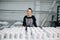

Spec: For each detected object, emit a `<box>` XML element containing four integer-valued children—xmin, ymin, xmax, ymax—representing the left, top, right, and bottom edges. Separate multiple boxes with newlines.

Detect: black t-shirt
<box><xmin>23</xmin><ymin>15</ymin><xmax>37</xmax><ymax>27</ymax></box>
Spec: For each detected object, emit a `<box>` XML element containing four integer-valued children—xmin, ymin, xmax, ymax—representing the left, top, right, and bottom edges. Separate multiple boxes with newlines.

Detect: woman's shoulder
<box><xmin>32</xmin><ymin>15</ymin><xmax>35</xmax><ymax>18</ymax></box>
<box><xmin>24</xmin><ymin>15</ymin><xmax>27</xmax><ymax>18</ymax></box>
<box><xmin>32</xmin><ymin>15</ymin><xmax>36</xmax><ymax>20</ymax></box>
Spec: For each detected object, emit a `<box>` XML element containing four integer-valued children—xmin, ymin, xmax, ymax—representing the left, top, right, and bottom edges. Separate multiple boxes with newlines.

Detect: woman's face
<box><xmin>27</xmin><ymin>9</ymin><xmax>32</xmax><ymax>16</ymax></box>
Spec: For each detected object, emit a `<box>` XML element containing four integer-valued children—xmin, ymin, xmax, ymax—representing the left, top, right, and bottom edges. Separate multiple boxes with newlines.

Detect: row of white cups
<box><xmin>0</xmin><ymin>27</ymin><xmax>60</xmax><ymax>40</ymax></box>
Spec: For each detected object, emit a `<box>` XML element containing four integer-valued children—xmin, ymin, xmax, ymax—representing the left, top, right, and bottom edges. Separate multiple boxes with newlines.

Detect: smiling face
<box><xmin>27</xmin><ymin>8</ymin><xmax>32</xmax><ymax>16</ymax></box>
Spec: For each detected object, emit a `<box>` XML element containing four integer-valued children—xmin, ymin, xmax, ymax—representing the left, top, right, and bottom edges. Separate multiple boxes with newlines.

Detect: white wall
<box><xmin>40</xmin><ymin>3</ymin><xmax>51</xmax><ymax>11</ymax></box>
<box><xmin>0</xmin><ymin>1</ymin><xmax>54</xmax><ymax>26</ymax></box>
<box><xmin>0</xmin><ymin>2</ymin><xmax>34</xmax><ymax>10</ymax></box>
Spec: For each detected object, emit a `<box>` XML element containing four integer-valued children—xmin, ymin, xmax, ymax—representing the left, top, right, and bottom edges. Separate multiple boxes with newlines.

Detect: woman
<box><xmin>23</xmin><ymin>8</ymin><xmax>37</xmax><ymax>27</ymax></box>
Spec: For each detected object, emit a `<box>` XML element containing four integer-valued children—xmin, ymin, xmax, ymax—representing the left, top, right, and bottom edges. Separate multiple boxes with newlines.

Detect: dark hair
<box><xmin>28</xmin><ymin>8</ymin><xmax>33</xmax><ymax>12</ymax></box>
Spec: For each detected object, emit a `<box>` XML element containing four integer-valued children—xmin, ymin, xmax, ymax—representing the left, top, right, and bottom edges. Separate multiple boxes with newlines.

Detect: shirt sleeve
<box><xmin>23</xmin><ymin>16</ymin><xmax>26</xmax><ymax>26</ymax></box>
<box><xmin>33</xmin><ymin>16</ymin><xmax>37</xmax><ymax>27</ymax></box>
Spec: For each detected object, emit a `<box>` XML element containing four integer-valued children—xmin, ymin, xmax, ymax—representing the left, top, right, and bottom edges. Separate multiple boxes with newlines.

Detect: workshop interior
<box><xmin>0</xmin><ymin>0</ymin><xmax>60</xmax><ymax>40</ymax></box>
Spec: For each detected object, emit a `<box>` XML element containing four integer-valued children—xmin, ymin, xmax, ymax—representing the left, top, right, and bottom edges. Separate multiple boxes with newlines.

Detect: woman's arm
<box><xmin>23</xmin><ymin>16</ymin><xmax>26</xmax><ymax>26</ymax></box>
<box><xmin>33</xmin><ymin>16</ymin><xmax>37</xmax><ymax>27</ymax></box>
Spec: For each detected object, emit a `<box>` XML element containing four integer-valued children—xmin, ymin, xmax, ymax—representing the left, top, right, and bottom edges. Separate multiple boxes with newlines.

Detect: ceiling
<box><xmin>40</xmin><ymin>0</ymin><xmax>54</xmax><ymax>3</ymax></box>
<box><xmin>0</xmin><ymin>0</ymin><xmax>60</xmax><ymax>11</ymax></box>
<box><xmin>0</xmin><ymin>0</ymin><xmax>60</xmax><ymax>3</ymax></box>
<box><xmin>0</xmin><ymin>0</ymin><xmax>34</xmax><ymax>2</ymax></box>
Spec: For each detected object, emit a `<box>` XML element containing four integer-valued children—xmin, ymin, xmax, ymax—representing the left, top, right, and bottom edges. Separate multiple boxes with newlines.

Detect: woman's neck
<box><xmin>27</xmin><ymin>15</ymin><xmax>32</xmax><ymax>17</ymax></box>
